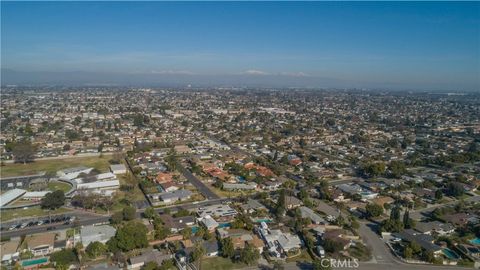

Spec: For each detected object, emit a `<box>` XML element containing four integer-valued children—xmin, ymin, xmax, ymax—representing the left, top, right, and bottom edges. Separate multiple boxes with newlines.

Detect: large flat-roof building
<box><xmin>0</xmin><ymin>189</ymin><xmax>27</xmax><ymax>208</ymax></box>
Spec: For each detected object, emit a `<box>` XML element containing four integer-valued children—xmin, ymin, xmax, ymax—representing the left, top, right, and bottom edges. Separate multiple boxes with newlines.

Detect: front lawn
<box><xmin>200</xmin><ymin>257</ymin><xmax>247</xmax><ymax>270</ymax></box>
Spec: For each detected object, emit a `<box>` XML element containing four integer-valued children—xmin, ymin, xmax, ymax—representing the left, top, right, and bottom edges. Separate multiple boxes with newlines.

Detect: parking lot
<box><xmin>1</xmin><ymin>214</ymin><xmax>75</xmax><ymax>231</ymax></box>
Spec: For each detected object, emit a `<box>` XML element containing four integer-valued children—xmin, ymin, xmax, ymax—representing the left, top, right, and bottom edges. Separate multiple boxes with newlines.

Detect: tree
<box><xmin>403</xmin><ymin>246</ymin><xmax>413</xmax><ymax>259</ymax></box>
<box><xmin>239</xmin><ymin>243</ymin><xmax>260</xmax><ymax>266</ymax></box>
<box><xmin>388</xmin><ymin>161</ymin><xmax>407</xmax><ymax>178</ymax></box>
<box><xmin>435</xmin><ymin>189</ymin><xmax>443</xmax><ymax>200</ymax></box>
<box><xmin>12</xmin><ymin>140</ymin><xmax>37</xmax><ymax>164</ymax></box>
<box><xmin>50</xmin><ymin>249</ymin><xmax>78</xmax><ymax>269</ymax></box>
<box><xmin>365</xmin><ymin>203</ymin><xmax>383</xmax><ymax>218</ymax></box>
<box><xmin>275</xmin><ymin>189</ymin><xmax>286</xmax><ymax>217</ymax></box>
<box><xmin>123</xmin><ymin>205</ymin><xmax>136</xmax><ymax>221</ymax></box>
<box><xmin>85</xmin><ymin>241</ymin><xmax>107</xmax><ymax>258</ymax></box>
<box><xmin>144</xmin><ymin>207</ymin><xmax>158</xmax><ymax>220</ymax></box>
<box><xmin>323</xmin><ymin>238</ymin><xmax>344</xmax><ymax>253</ymax></box>
<box><xmin>142</xmin><ymin>262</ymin><xmax>159</xmax><ymax>270</ymax></box>
<box><xmin>111</xmin><ymin>211</ymin><xmax>123</xmax><ymax>224</ymax></box>
<box><xmin>409</xmin><ymin>241</ymin><xmax>421</xmax><ymax>254</ymax></box>
<box><xmin>361</xmin><ymin>162</ymin><xmax>386</xmax><ymax>177</ymax></box>
<box><xmin>190</xmin><ymin>243</ymin><xmax>205</xmax><ymax>262</ymax></box>
<box><xmin>181</xmin><ymin>228</ymin><xmax>192</xmax><ymax>240</ymax></box>
<box><xmin>108</xmin><ymin>221</ymin><xmax>148</xmax><ymax>252</ymax></box>
<box><xmin>153</xmin><ymin>219</ymin><xmax>171</xmax><ymax>240</ymax></box>
<box><xmin>403</xmin><ymin>210</ymin><xmax>414</xmax><ymax>229</ymax></box>
<box><xmin>447</xmin><ymin>182</ymin><xmax>464</xmax><ymax>197</ymax></box>
<box><xmin>220</xmin><ymin>237</ymin><xmax>234</xmax><ymax>259</ymax></box>
<box><xmin>41</xmin><ymin>190</ymin><xmax>65</xmax><ymax>209</ymax></box>
<box><xmin>390</xmin><ymin>205</ymin><xmax>401</xmax><ymax>221</ymax></box>
<box><xmin>273</xmin><ymin>261</ymin><xmax>285</xmax><ymax>270</ymax></box>
<box><xmin>313</xmin><ymin>259</ymin><xmax>331</xmax><ymax>270</ymax></box>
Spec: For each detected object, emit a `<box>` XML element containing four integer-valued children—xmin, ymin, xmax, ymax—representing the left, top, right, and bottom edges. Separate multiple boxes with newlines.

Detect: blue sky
<box><xmin>1</xmin><ymin>1</ymin><xmax>479</xmax><ymax>90</ymax></box>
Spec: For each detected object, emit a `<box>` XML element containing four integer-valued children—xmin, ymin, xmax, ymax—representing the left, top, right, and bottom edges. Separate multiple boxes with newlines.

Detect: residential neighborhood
<box><xmin>0</xmin><ymin>88</ymin><xmax>479</xmax><ymax>270</ymax></box>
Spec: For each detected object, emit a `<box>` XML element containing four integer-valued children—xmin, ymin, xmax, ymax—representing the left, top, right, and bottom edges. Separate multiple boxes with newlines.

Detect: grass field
<box><xmin>47</xmin><ymin>181</ymin><xmax>72</xmax><ymax>193</ymax></box>
<box><xmin>201</xmin><ymin>257</ymin><xmax>247</xmax><ymax>270</ymax></box>
<box><xmin>0</xmin><ymin>206</ymin><xmax>70</xmax><ymax>222</ymax></box>
<box><xmin>0</xmin><ymin>154</ymin><xmax>113</xmax><ymax>178</ymax></box>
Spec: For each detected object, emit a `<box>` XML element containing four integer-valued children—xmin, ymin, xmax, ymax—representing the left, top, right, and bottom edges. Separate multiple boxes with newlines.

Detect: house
<box><xmin>110</xmin><ymin>164</ymin><xmax>127</xmax><ymax>175</ymax></box>
<box><xmin>159</xmin><ymin>214</ymin><xmax>196</xmax><ymax>233</ymax></box>
<box><xmin>80</xmin><ymin>225</ymin><xmax>116</xmax><ymax>246</ymax></box>
<box><xmin>298</xmin><ymin>206</ymin><xmax>325</xmax><ymax>225</ymax></box>
<box><xmin>156</xmin><ymin>172</ymin><xmax>173</xmax><ymax>184</ymax></box>
<box><xmin>371</xmin><ymin>196</ymin><xmax>395</xmax><ymax>208</ymax></box>
<box><xmin>24</xmin><ymin>233</ymin><xmax>56</xmax><ymax>256</ymax></box>
<box><xmin>1</xmin><ymin>239</ymin><xmax>20</xmax><ymax>264</ymax></box>
<box><xmin>197</xmin><ymin>204</ymin><xmax>237</xmax><ymax>218</ymax></box>
<box><xmin>240</xmin><ymin>199</ymin><xmax>267</xmax><ymax>214</ymax></box>
<box><xmin>128</xmin><ymin>250</ymin><xmax>173</xmax><ymax>270</ymax></box>
<box><xmin>161</xmin><ymin>181</ymin><xmax>179</xmax><ymax>192</ymax></box>
<box><xmin>174</xmin><ymin>145</ymin><xmax>191</xmax><ymax>154</ymax></box>
<box><xmin>222</xmin><ymin>182</ymin><xmax>257</xmax><ymax>191</ymax></box>
<box><xmin>277</xmin><ymin>233</ymin><xmax>302</xmax><ymax>254</ymax></box>
<box><xmin>263</xmin><ymin>181</ymin><xmax>282</xmax><ymax>191</ymax></box>
<box><xmin>203</xmin><ymin>240</ymin><xmax>220</xmax><ymax>256</ymax></box>
<box><xmin>159</xmin><ymin>189</ymin><xmax>192</xmax><ymax>204</ymax></box>
<box><xmin>322</xmin><ymin>229</ymin><xmax>352</xmax><ymax>250</ymax></box>
<box><xmin>415</xmin><ymin>221</ymin><xmax>455</xmax><ymax>235</ymax></box>
<box><xmin>315</xmin><ymin>200</ymin><xmax>340</xmax><ymax>221</ymax></box>
<box><xmin>199</xmin><ymin>215</ymin><xmax>219</xmax><ymax>231</ymax></box>
<box><xmin>392</xmin><ymin>229</ymin><xmax>443</xmax><ymax>255</ymax></box>
<box><xmin>258</xmin><ymin>223</ymin><xmax>301</xmax><ymax>257</ymax></box>
<box><xmin>217</xmin><ymin>228</ymin><xmax>265</xmax><ymax>253</ymax></box>
<box><xmin>442</xmin><ymin>213</ymin><xmax>471</xmax><ymax>226</ymax></box>
<box><xmin>285</xmin><ymin>196</ymin><xmax>303</xmax><ymax>209</ymax></box>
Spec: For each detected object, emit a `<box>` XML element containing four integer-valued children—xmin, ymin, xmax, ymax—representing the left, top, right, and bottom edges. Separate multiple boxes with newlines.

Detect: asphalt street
<box><xmin>176</xmin><ymin>162</ymin><xmax>220</xmax><ymax>200</ymax></box>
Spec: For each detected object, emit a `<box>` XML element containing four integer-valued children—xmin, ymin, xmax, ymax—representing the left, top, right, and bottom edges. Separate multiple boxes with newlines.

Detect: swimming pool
<box><xmin>469</xmin><ymin>238</ymin><xmax>480</xmax><ymax>245</ymax></box>
<box><xmin>21</xmin><ymin>257</ymin><xmax>48</xmax><ymax>267</ymax></box>
<box><xmin>255</xmin><ymin>219</ymin><xmax>273</xmax><ymax>223</ymax></box>
<box><xmin>443</xmin><ymin>248</ymin><xmax>460</xmax><ymax>260</ymax></box>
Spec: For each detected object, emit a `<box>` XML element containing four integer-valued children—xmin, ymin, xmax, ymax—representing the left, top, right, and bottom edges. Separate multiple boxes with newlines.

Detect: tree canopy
<box><xmin>41</xmin><ymin>190</ymin><xmax>65</xmax><ymax>210</ymax></box>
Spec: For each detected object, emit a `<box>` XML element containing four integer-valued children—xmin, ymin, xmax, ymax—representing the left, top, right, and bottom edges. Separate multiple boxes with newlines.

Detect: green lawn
<box><xmin>48</xmin><ymin>181</ymin><xmax>72</xmax><ymax>193</ymax></box>
<box><xmin>0</xmin><ymin>206</ymin><xmax>71</xmax><ymax>222</ymax></box>
<box><xmin>200</xmin><ymin>257</ymin><xmax>247</xmax><ymax>270</ymax></box>
<box><xmin>0</xmin><ymin>154</ymin><xmax>113</xmax><ymax>177</ymax></box>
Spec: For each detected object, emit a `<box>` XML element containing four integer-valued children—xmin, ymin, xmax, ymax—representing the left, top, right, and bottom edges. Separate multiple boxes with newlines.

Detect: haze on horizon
<box><xmin>1</xmin><ymin>1</ymin><xmax>479</xmax><ymax>91</ymax></box>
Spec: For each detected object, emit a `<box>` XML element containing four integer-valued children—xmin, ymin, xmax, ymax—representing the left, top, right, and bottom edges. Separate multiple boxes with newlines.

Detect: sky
<box><xmin>1</xmin><ymin>1</ymin><xmax>479</xmax><ymax>91</ymax></box>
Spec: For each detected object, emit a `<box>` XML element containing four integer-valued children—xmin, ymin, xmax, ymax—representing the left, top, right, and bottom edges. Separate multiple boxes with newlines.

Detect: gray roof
<box><xmin>242</xmin><ymin>199</ymin><xmax>267</xmax><ymax>210</ymax></box>
<box><xmin>129</xmin><ymin>250</ymin><xmax>172</xmax><ymax>265</ymax></box>
<box><xmin>81</xmin><ymin>225</ymin><xmax>116</xmax><ymax>246</ymax></box>
<box><xmin>299</xmin><ymin>206</ymin><xmax>325</xmax><ymax>224</ymax></box>
<box><xmin>0</xmin><ymin>189</ymin><xmax>26</xmax><ymax>207</ymax></box>
<box><xmin>110</xmin><ymin>164</ymin><xmax>126</xmax><ymax>171</ymax></box>
<box><xmin>159</xmin><ymin>189</ymin><xmax>192</xmax><ymax>201</ymax></box>
<box><xmin>415</xmin><ymin>221</ymin><xmax>455</xmax><ymax>233</ymax></box>
<box><xmin>392</xmin><ymin>229</ymin><xmax>442</xmax><ymax>252</ymax></box>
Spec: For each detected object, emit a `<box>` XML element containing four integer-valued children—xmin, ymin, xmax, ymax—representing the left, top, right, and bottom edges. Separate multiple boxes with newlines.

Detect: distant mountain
<box><xmin>1</xmin><ymin>68</ymin><xmax>347</xmax><ymax>88</ymax></box>
<box><xmin>1</xmin><ymin>69</ymin><xmax>476</xmax><ymax>92</ymax></box>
